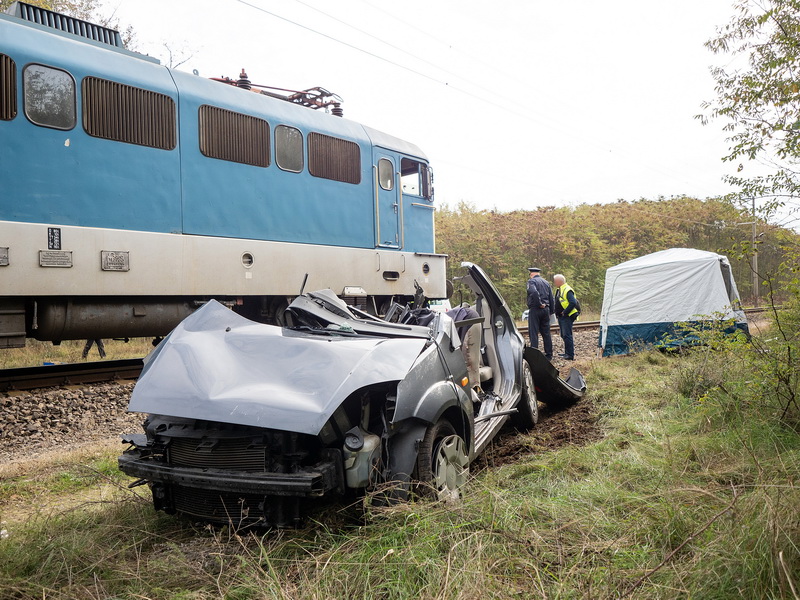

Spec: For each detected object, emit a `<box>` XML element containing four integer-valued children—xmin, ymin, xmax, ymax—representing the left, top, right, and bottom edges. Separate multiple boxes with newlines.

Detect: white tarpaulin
<box><xmin>599</xmin><ymin>248</ymin><xmax>748</xmax><ymax>355</ymax></box>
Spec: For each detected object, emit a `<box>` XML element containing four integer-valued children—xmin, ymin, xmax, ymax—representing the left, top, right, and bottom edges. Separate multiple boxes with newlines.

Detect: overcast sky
<box><xmin>111</xmin><ymin>0</ymin><xmax>741</xmax><ymax>212</ymax></box>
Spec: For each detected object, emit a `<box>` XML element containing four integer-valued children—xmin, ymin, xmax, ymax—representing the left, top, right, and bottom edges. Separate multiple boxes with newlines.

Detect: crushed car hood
<box><xmin>128</xmin><ymin>300</ymin><xmax>428</xmax><ymax>435</ymax></box>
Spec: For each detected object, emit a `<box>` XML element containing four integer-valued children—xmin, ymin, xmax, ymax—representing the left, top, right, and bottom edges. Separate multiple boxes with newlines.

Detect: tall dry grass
<box><xmin>0</xmin><ymin>338</ymin><xmax>155</xmax><ymax>369</ymax></box>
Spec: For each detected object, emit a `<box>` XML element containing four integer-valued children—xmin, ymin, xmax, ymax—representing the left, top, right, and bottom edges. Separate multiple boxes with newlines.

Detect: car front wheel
<box><xmin>416</xmin><ymin>420</ymin><xmax>469</xmax><ymax>502</ymax></box>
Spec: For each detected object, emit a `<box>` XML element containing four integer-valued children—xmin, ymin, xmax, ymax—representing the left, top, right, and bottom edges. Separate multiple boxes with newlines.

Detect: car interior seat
<box><xmin>461</xmin><ymin>308</ymin><xmax>494</xmax><ymax>394</ymax></box>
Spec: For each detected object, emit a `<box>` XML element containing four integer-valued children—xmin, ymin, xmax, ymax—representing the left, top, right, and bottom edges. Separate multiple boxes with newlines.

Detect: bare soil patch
<box><xmin>477</xmin><ymin>329</ymin><xmax>601</xmax><ymax>469</ymax></box>
<box><xmin>476</xmin><ymin>391</ymin><xmax>600</xmax><ymax>471</ymax></box>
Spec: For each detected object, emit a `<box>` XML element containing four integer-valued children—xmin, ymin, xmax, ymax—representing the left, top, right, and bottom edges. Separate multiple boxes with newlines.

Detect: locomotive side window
<box><xmin>83</xmin><ymin>77</ymin><xmax>176</xmax><ymax>150</ymax></box>
<box><xmin>275</xmin><ymin>125</ymin><xmax>303</xmax><ymax>172</ymax></box>
<box><xmin>308</xmin><ymin>132</ymin><xmax>361</xmax><ymax>184</ymax></box>
<box><xmin>0</xmin><ymin>54</ymin><xmax>17</xmax><ymax>121</ymax></box>
<box><xmin>401</xmin><ymin>158</ymin><xmax>433</xmax><ymax>199</ymax></box>
<box><xmin>23</xmin><ymin>64</ymin><xmax>75</xmax><ymax>130</ymax></box>
<box><xmin>378</xmin><ymin>158</ymin><xmax>394</xmax><ymax>191</ymax></box>
<box><xmin>199</xmin><ymin>105</ymin><xmax>269</xmax><ymax>167</ymax></box>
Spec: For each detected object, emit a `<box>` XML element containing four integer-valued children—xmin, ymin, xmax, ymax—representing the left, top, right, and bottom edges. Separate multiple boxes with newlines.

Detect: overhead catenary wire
<box><xmin>231</xmin><ymin>0</ymin><xmax>448</xmax><ymax>87</ymax></box>
<box><xmin>345</xmin><ymin>1</ymin><xmax>734</xmax><ymax>197</ymax></box>
<box><xmin>230</xmin><ymin>0</ymin><xmax>728</xmax><ymax>199</ymax></box>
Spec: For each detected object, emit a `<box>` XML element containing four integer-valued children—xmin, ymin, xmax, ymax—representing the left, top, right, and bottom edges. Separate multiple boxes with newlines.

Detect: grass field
<box><xmin>1</xmin><ymin>329</ymin><xmax>798</xmax><ymax>599</ymax></box>
<box><xmin>0</xmin><ymin>338</ymin><xmax>155</xmax><ymax>369</ymax></box>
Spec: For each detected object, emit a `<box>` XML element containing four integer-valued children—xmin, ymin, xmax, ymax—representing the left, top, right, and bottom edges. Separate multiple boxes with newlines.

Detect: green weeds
<box><xmin>0</xmin><ymin>450</ymin><xmax>128</xmax><ymax>505</ymax></box>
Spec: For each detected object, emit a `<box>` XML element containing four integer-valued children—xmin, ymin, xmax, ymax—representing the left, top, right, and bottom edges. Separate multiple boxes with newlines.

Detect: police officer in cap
<box><xmin>526</xmin><ymin>267</ymin><xmax>554</xmax><ymax>359</ymax></box>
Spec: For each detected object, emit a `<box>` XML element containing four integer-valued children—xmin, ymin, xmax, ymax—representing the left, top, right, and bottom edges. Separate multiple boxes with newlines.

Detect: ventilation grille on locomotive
<box><xmin>0</xmin><ymin>54</ymin><xmax>16</xmax><ymax>121</ymax></box>
<box><xmin>308</xmin><ymin>132</ymin><xmax>361</xmax><ymax>184</ymax></box>
<box><xmin>199</xmin><ymin>104</ymin><xmax>270</xmax><ymax>167</ymax></box>
<box><xmin>7</xmin><ymin>2</ymin><xmax>124</xmax><ymax>48</ymax></box>
<box><xmin>82</xmin><ymin>77</ymin><xmax>176</xmax><ymax>150</ymax></box>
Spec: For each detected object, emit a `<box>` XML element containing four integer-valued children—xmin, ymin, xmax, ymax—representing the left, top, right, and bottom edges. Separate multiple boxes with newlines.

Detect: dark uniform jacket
<box><xmin>526</xmin><ymin>276</ymin><xmax>554</xmax><ymax>314</ymax></box>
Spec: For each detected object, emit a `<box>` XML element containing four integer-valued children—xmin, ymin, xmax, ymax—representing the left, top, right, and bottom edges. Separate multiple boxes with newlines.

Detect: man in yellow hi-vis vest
<box><xmin>553</xmin><ymin>274</ymin><xmax>579</xmax><ymax>360</ymax></box>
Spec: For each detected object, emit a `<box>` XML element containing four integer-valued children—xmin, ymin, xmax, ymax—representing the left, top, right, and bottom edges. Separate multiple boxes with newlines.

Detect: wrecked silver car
<box><xmin>119</xmin><ymin>263</ymin><xmax>585</xmax><ymax>527</ymax></box>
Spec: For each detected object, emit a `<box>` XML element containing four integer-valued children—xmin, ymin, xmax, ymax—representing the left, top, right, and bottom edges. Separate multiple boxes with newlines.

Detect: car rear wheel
<box><xmin>512</xmin><ymin>360</ymin><xmax>538</xmax><ymax>429</ymax></box>
<box><xmin>416</xmin><ymin>420</ymin><xmax>469</xmax><ymax>502</ymax></box>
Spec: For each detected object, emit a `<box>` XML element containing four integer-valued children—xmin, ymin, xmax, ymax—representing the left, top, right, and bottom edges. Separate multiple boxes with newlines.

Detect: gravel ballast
<box><xmin>0</xmin><ymin>381</ymin><xmax>142</xmax><ymax>464</ymax></box>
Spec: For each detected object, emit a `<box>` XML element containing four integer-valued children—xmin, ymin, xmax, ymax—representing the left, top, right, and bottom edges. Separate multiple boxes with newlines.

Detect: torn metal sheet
<box><xmin>130</xmin><ymin>300</ymin><xmax>428</xmax><ymax>435</ymax></box>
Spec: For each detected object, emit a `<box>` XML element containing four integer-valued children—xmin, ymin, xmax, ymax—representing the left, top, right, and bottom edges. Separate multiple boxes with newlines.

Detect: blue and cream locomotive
<box><xmin>0</xmin><ymin>2</ymin><xmax>446</xmax><ymax>348</ymax></box>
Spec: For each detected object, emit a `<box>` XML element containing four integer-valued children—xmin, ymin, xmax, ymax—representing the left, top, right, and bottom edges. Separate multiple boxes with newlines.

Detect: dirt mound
<box><xmin>475</xmin><ymin>398</ymin><xmax>600</xmax><ymax>471</ymax></box>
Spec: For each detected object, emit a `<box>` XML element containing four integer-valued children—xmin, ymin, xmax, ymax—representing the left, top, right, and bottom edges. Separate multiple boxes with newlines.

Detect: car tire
<box><xmin>415</xmin><ymin>420</ymin><xmax>469</xmax><ymax>502</ymax></box>
<box><xmin>512</xmin><ymin>360</ymin><xmax>539</xmax><ymax>429</ymax></box>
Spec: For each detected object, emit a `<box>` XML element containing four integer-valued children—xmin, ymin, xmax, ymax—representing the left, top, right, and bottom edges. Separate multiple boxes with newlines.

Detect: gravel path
<box><xmin>522</xmin><ymin>324</ymin><xmax>600</xmax><ymax>361</ymax></box>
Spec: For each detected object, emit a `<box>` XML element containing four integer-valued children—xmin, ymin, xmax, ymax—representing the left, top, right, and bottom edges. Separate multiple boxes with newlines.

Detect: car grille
<box><xmin>168</xmin><ymin>437</ymin><xmax>266</xmax><ymax>471</ymax></box>
<box><xmin>171</xmin><ymin>486</ymin><xmax>264</xmax><ymax>524</ymax></box>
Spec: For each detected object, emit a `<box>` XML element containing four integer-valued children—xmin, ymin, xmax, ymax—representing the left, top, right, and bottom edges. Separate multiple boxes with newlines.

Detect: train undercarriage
<box><xmin>0</xmin><ymin>293</ymin><xmax>395</xmax><ymax>349</ymax></box>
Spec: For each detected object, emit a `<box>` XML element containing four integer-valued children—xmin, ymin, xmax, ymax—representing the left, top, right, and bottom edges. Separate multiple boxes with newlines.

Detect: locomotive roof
<box><xmin>5</xmin><ymin>1</ymin><xmax>123</xmax><ymax>48</ymax></box>
<box><xmin>2</xmin><ymin>5</ymin><xmax>429</xmax><ymax>163</ymax></box>
<box><xmin>0</xmin><ymin>4</ymin><xmax>159</xmax><ymax>63</ymax></box>
<box><xmin>362</xmin><ymin>125</ymin><xmax>428</xmax><ymax>162</ymax></box>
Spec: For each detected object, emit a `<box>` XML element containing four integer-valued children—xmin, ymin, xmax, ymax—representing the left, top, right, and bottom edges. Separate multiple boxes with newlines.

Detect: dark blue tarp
<box><xmin>600</xmin><ymin>320</ymin><xmax>750</xmax><ymax>356</ymax></box>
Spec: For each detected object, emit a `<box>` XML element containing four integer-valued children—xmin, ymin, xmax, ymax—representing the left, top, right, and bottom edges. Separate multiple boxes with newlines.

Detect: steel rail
<box><xmin>515</xmin><ymin>320</ymin><xmax>600</xmax><ymax>332</ymax></box>
<box><xmin>0</xmin><ymin>358</ymin><xmax>143</xmax><ymax>392</ymax></box>
<box><xmin>521</xmin><ymin>306</ymin><xmax>769</xmax><ymax>335</ymax></box>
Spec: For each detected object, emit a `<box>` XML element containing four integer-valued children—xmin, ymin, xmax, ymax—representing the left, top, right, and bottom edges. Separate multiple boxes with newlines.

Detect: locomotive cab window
<box><xmin>0</xmin><ymin>54</ymin><xmax>17</xmax><ymax>121</ymax></box>
<box><xmin>275</xmin><ymin>125</ymin><xmax>303</xmax><ymax>172</ymax></box>
<box><xmin>199</xmin><ymin>105</ymin><xmax>269</xmax><ymax>167</ymax></box>
<box><xmin>378</xmin><ymin>158</ymin><xmax>394</xmax><ymax>191</ymax></box>
<box><xmin>401</xmin><ymin>158</ymin><xmax>432</xmax><ymax>199</ymax></box>
<box><xmin>24</xmin><ymin>64</ymin><xmax>75</xmax><ymax>130</ymax></box>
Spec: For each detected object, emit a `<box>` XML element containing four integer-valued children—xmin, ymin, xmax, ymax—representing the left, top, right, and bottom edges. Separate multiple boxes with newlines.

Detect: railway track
<box><xmin>0</xmin><ymin>307</ymin><xmax>771</xmax><ymax>392</ymax></box>
<box><xmin>515</xmin><ymin>319</ymin><xmax>600</xmax><ymax>332</ymax></box>
<box><xmin>0</xmin><ymin>358</ymin><xmax>143</xmax><ymax>392</ymax></box>
<box><xmin>527</xmin><ymin>306</ymin><xmax>768</xmax><ymax>332</ymax></box>
<box><xmin>519</xmin><ymin>306</ymin><xmax>770</xmax><ymax>340</ymax></box>
<box><xmin>569</xmin><ymin>320</ymin><xmax>600</xmax><ymax>331</ymax></box>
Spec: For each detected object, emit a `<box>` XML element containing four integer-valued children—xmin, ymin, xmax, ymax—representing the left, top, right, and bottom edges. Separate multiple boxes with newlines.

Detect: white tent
<box><xmin>599</xmin><ymin>248</ymin><xmax>748</xmax><ymax>356</ymax></box>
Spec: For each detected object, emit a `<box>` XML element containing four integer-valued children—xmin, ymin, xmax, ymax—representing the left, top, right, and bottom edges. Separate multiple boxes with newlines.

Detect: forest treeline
<box><xmin>435</xmin><ymin>196</ymin><xmax>796</xmax><ymax>316</ymax></box>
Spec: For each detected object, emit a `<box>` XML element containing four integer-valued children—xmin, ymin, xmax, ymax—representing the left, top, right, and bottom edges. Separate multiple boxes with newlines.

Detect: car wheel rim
<box><xmin>432</xmin><ymin>434</ymin><xmax>469</xmax><ymax>502</ymax></box>
<box><xmin>524</xmin><ymin>364</ymin><xmax>538</xmax><ymax>420</ymax></box>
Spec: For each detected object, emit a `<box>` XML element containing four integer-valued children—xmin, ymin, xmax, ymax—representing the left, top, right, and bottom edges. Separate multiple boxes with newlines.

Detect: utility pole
<box><xmin>752</xmin><ymin>196</ymin><xmax>759</xmax><ymax>307</ymax></box>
